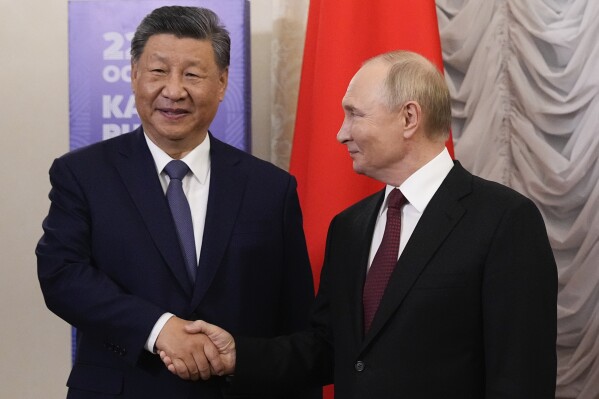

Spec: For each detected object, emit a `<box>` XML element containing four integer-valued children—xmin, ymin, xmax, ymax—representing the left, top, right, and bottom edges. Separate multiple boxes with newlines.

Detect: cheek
<box><xmin>361</xmin><ymin>138</ymin><xmax>391</xmax><ymax>167</ymax></box>
<box><xmin>376</xmin><ymin>141</ymin><xmax>403</xmax><ymax>167</ymax></box>
<box><xmin>353</xmin><ymin>129</ymin><xmax>376</xmax><ymax>153</ymax></box>
<box><xmin>196</xmin><ymin>87</ymin><xmax>225</xmax><ymax>109</ymax></box>
<box><xmin>134</xmin><ymin>79</ymin><xmax>159</xmax><ymax>102</ymax></box>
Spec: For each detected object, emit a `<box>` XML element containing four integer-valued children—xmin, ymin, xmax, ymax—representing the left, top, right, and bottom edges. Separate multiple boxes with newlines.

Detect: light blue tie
<box><xmin>164</xmin><ymin>160</ymin><xmax>197</xmax><ymax>282</ymax></box>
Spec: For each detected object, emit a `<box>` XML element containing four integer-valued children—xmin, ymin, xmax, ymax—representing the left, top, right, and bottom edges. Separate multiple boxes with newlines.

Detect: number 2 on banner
<box><xmin>103</xmin><ymin>32</ymin><xmax>134</xmax><ymax>61</ymax></box>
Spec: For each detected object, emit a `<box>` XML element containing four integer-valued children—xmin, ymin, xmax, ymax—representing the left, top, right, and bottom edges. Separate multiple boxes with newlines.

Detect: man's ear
<box><xmin>131</xmin><ymin>61</ymin><xmax>138</xmax><ymax>94</ymax></box>
<box><xmin>402</xmin><ymin>101</ymin><xmax>421</xmax><ymax>139</ymax></box>
<box><xmin>218</xmin><ymin>67</ymin><xmax>229</xmax><ymax>102</ymax></box>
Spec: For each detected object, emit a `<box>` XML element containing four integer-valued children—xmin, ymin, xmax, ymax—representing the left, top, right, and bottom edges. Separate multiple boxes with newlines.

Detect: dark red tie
<box><xmin>363</xmin><ymin>189</ymin><xmax>406</xmax><ymax>333</ymax></box>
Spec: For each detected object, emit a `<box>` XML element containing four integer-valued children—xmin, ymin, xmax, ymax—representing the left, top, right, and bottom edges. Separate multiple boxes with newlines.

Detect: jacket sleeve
<box><xmin>482</xmin><ymin>196</ymin><xmax>557</xmax><ymax>398</ymax></box>
<box><xmin>225</xmin><ymin>213</ymin><xmax>339</xmax><ymax>396</ymax></box>
<box><xmin>274</xmin><ymin>176</ymin><xmax>316</xmax><ymax>335</ymax></box>
<box><xmin>36</xmin><ymin>157</ymin><xmax>165</xmax><ymax>365</ymax></box>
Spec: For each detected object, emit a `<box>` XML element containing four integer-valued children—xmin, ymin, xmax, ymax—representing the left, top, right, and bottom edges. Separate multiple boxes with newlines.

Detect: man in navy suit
<box><xmin>166</xmin><ymin>50</ymin><xmax>558</xmax><ymax>398</ymax></box>
<box><xmin>36</xmin><ymin>6</ymin><xmax>316</xmax><ymax>398</ymax></box>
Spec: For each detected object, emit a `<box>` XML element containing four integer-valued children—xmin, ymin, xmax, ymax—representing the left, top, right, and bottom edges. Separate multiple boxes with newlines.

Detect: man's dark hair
<box><xmin>131</xmin><ymin>6</ymin><xmax>230</xmax><ymax>70</ymax></box>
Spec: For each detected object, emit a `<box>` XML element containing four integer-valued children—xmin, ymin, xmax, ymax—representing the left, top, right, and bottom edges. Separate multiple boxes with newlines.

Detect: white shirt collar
<box><xmin>144</xmin><ymin>132</ymin><xmax>211</xmax><ymax>184</ymax></box>
<box><xmin>382</xmin><ymin>147</ymin><xmax>454</xmax><ymax>213</ymax></box>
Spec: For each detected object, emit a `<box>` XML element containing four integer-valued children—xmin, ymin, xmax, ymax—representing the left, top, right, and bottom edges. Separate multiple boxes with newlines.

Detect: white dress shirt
<box><xmin>367</xmin><ymin>148</ymin><xmax>454</xmax><ymax>271</ymax></box>
<box><xmin>143</xmin><ymin>132</ymin><xmax>211</xmax><ymax>352</ymax></box>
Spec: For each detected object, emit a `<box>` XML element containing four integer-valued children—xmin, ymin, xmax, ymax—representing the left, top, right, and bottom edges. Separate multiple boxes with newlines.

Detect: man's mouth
<box><xmin>158</xmin><ymin>108</ymin><xmax>189</xmax><ymax>118</ymax></box>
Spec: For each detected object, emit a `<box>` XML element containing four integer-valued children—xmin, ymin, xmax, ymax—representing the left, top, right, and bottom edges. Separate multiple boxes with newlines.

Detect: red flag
<box><xmin>290</xmin><ymin>2</ymin><xmax>451</xmax><ymax>395</ymax></box>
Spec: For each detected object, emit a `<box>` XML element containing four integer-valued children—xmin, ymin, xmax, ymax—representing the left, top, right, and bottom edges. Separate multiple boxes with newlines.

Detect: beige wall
<box><xmin>0</xmin><ymin>1</ymin><xmax>275</xmax><ymax>397</ymax></box>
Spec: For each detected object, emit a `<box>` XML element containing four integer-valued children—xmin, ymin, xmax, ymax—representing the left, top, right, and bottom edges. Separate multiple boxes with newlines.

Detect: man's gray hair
<box><xmin>366</xmin><ymin>50</ymin><xmax>452</xmax><ymax>140</ymax></box>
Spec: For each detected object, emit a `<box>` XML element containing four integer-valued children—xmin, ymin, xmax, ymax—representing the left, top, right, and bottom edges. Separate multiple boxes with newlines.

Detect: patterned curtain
<box><xmin>438</xmin><ymin>1</ymin><xmax>599</xmax><ymax>397</ymax></box>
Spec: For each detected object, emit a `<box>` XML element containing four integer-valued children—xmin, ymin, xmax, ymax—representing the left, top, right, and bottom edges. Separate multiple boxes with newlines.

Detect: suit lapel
<box><xmin>111</xmin><ymin>128</ymin><xmax>193</xmax><ymax>295</ymax></box>
<box><xmin>361</xmin><ymin>163</ymin><xmax>472</xmax><ymax>350</ymax></box>
<box><xmin>190</xmin><ymin>136</ymin><xmax>247</xmax><ymax>308</ymax></box>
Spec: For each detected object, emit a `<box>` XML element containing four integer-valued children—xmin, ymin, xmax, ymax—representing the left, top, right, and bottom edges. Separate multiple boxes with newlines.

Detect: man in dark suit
<box><xmin>36</xmin><ymin>6</ymin><xmax>316</xmax><ymax>399</ymax></box>
<box><xmin>166</xmin><ymin>50</ymin><xmax>558</xmax><ymax>398</ymax></box>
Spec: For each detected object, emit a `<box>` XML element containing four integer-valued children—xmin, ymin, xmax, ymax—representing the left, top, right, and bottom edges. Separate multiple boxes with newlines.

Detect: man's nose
<box><xmin>161</xmin><ymin>74</ymin><xmax>187</xmax><ymax>100</ymax></box>
<box><xmin>337</xmin><ymin>118</ymin><xmax>350</xmax><ymax>143</ymax></box>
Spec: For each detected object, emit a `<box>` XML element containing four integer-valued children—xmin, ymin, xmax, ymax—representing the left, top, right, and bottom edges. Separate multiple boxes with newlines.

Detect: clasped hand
<box><xmin>155</xmin><ymin>317</ymin><xmax>235</xmax><ymax>381</ymax></box>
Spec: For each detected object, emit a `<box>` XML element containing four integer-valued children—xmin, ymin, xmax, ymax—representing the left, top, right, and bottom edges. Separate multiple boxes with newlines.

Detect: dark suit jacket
<box><xmin>231</xmin><ymin>162</ymin><xmax>558</xmax><ymax>399</ymax></box>
<box><xmin>36</xmin><ymin>128</ymin><xmax>316</xmax><ymax>399</ymax></box>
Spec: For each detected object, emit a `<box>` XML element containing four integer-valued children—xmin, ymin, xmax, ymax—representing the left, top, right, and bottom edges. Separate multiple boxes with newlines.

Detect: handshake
<box><xmin>155</xmin><ymin>317</ymin><xmax>236</xmax><ymax>381</ymax></box>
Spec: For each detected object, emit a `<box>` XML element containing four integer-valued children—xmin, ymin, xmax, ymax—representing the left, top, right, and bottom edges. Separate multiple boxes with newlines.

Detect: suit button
<box><xmin>355</xmin><ymin>361</ymin><xmax>365</xmax><ymax>372</ymax></box>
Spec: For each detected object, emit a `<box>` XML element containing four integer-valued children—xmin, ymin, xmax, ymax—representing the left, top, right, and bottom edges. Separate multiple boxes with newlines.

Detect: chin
<box><xmin>352</xmin><ymin>164</ymin><xmax>366</xmax><ymax>176</ymax></box>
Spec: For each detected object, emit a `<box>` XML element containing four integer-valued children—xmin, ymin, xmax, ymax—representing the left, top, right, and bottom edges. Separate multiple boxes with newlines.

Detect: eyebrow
<box><xmin>342</xmin><ymin>102</ymin><xmax>356</xmax><ymax>112</ymax></box>
<box><xmin>148</xmin><ymin>53</ymin><xmax>168</xmax><ymax>62</ymax></box>
<box><xmin>147</xmin><ymin>54</ymin><xmax>206</xmax><ymax>70</ymax></box>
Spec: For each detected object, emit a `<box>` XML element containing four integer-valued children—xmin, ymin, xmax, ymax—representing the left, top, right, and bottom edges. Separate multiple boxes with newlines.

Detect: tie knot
<box><xmin>387</xmin><ymin>189</ymin><xmax>406</xmax><ymax>210</ymax></box>
<box><xmin>164</xmin><ymin>160</ymin><xmax>190</xmax><ymax>181</ymax></box>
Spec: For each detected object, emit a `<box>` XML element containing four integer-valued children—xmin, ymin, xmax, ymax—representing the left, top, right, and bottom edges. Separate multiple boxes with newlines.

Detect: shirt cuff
<box><xmin>145</xmin><ymin>312</ymin><xmax>174</xmax><ymax>353</ymax></box>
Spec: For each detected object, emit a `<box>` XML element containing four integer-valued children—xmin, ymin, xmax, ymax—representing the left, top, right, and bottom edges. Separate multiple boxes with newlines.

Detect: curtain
<box><xmin>437</xmin><ymin>1</ymin><xmax>599</xmax><ymax>397</ymax></box>
<box><xmin>270</xmin><ymin>0</ymin><xmax>309</xmax><ymax>170</ymax></box>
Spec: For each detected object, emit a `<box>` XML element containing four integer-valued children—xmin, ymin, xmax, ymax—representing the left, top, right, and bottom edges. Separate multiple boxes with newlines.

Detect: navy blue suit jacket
<box><xmin>37</xmin><ymin>128</ymin><xmax>316</xmax><ymax>398</ymax></box>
